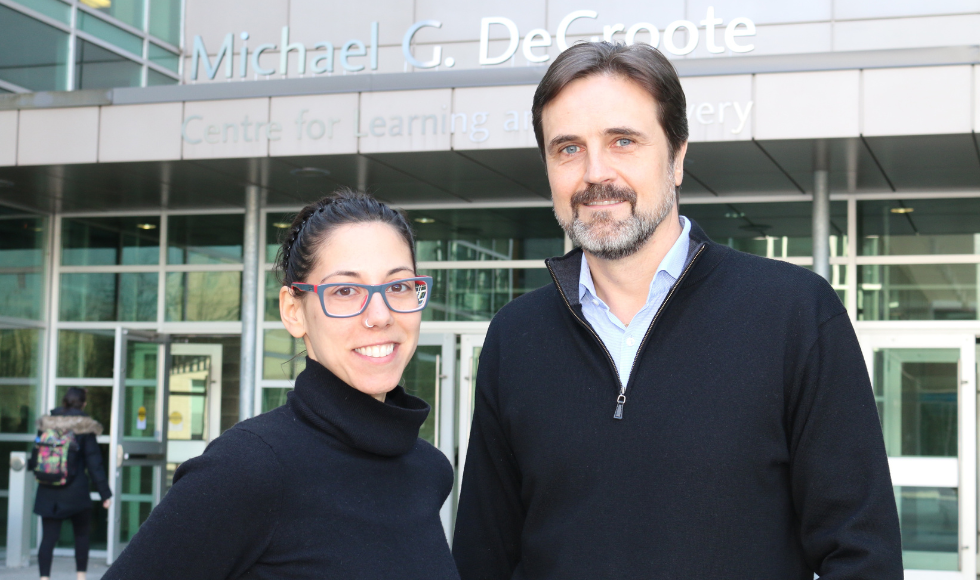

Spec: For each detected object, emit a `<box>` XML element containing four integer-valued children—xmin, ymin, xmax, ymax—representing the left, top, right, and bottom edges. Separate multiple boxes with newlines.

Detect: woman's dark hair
<box><xmin>275</xmin><ymin>188</ymin><xmax>416</xmax><ymax>291</ymax></box>
<box><xmin>532</xmin><ymin>41</ymin><xmax>688</xmax><ymax>161</ymax></box>
<box><xmin>62</xmin><ymin>387</ymin><xmax>87</xmax><ymax>410</ymax></box>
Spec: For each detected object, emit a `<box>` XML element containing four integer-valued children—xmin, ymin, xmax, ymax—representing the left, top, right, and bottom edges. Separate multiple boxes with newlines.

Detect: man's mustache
<box><xmin>570</xmin><ymin>183</ymin><xmax>638</xmax><ymax>217</ymax></box>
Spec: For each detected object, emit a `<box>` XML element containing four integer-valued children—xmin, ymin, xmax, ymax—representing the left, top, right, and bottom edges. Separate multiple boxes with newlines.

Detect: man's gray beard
<box><xmin>556</xmin><ymin>166</ymin><xmax>677</xmax><ymax>261</ymax></box>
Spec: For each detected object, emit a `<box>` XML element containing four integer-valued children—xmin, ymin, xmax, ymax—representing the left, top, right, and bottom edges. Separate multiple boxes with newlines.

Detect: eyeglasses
<box><xmin>291</xmin><ymin>276</ymin><xmax>432</xmax><ymax>318</ymax></box>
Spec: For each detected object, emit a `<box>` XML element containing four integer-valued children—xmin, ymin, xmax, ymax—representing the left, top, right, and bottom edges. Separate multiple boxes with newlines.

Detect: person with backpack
<box><xmin>29</xmin><ymin>387</ymin><xmax>112</xmax><ymax>580</ymax></box>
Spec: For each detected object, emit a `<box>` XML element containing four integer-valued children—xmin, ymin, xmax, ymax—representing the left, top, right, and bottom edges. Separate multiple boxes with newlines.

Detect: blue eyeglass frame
<box><xmin>290</xmin><ymin>276</ymin><xmax>433</xmax><ymax>318</ymax></box>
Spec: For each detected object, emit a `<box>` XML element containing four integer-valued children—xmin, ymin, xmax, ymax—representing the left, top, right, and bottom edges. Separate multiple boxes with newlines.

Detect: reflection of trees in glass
<box><xmin>57</xmin><ymin>330</ymin><xmax>114</xmax><ymax>378</ymax></box>
<box><xmin>901</xmin><ymin>362</ymin><xmax>958</xmax><ymax>457</ymax></box>
<box><xmin>59</xmin><ymin>273</ymin><xmax>158</xmax><ymax>322</ymax></box>
<box><xmin>262</xmin><ymin>330</ymin><xmax>305</xmax><ymax>381</ymax></box>
<box><xmin>165</xmin><ymin>272</ymin><xmax>242</xmax><ymax>321</ymax></box>
<box><xmin>420</xmin><ymin>269</ymin><xmax>551</xmax><ymax>322</ymax></box>
<box><xmin>400</xmin><ymin>346</ymin><xmax>440</xmax><ymax>445</ymax></box>
<box><xmin>0</xmin><ymin>215</ymin><xmax>45</xmax><ymax>320</ymax></box>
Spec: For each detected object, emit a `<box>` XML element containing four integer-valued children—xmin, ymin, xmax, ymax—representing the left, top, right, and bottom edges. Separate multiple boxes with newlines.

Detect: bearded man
<box><xmin>452</xmin><ymin>42</ymin><xmax>902</xmax><ymax>580</ymax></box>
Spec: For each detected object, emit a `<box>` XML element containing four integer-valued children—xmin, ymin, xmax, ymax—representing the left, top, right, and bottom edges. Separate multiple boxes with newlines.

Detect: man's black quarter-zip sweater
<box><xmin>452</xmin><ymin>220</ymin><xmax>902</xmax><ymax>580</ymax></box>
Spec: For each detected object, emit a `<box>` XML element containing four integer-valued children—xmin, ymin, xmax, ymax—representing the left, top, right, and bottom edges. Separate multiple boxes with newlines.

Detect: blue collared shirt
<box><xmin>579</xmin><ymin>216</ymin><xmax>692</xmax><ymax>387</ymax></box>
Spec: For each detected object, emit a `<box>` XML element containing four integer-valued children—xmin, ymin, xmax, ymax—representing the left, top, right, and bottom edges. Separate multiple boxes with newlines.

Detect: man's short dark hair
<box><xmin>532</xmin><ymin>42</ymin><xmax>689</xmax><ymax>161</ymax></box>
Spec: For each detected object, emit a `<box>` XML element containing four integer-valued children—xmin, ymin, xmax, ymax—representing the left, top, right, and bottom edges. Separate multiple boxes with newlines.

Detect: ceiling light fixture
<box><xmin>136</xmin><ymin>223</ymin><xmax>157</xmax><ymax>230</ymax></box>
<box><xmin>290</xmin><ymin>167</ymin><xmax>331</xmax><ymax>178</ymax></box>
<box><xmin>272</xmin><ymin>222</ymin><xmax>291</xmax><ymax>229</ymax></box>
<box><xmin>414</xmin><ymin>217</ymin><xmax>435</xmax><ymax>224</ymax></box>
<box><xmin>890</xmin><ymin>207</ymin><xmax>914</xmax><ymax>214</ymax></box>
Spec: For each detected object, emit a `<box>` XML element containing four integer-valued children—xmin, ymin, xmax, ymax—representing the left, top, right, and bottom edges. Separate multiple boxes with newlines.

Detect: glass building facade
<box><xmin>0</xmin><ymin>0</ymin><xmax>180</xmax><ymax>93</ymax></box>
<box><xmin>2</xmin><ymin>0</ymin><xmax>980</xmax><ymax>576</ymax></box>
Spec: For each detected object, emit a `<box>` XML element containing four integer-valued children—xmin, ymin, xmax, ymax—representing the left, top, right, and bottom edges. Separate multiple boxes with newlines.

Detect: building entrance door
<box><xmin>858</xmin><ymin>330</ymin><xmax>977</xmax><ymax>579</ymax></box>
<box><xmin>106</xmin><ymin>328</ymin><xmax>170</xmax><ymax>565</ymax></box>
<box><xmin>167</xmin><ymin>344</ymin><xmax>222</xmax><ymax>465</ymax></box>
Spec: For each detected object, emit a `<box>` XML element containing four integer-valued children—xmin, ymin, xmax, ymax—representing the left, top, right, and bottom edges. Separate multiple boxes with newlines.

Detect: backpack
<box><xmin>32</xmin><ymin>428</ymin><xmax>77</xmax><ymax>486</ymax></box>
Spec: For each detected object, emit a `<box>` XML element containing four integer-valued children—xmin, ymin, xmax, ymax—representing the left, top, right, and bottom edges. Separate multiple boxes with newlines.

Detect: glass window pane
<box><xmin>79</xmin><ymin>0</ymin><xmax>143</xmax><ymax>31</ymax></box>
<box><xmin>118</xmin><ymin>465</ymin><xmax>153</xmax><ymax>542</ymax></box>
<box><xmin>0</xmin><ymin>5</ymin><xmax>69</xmax><ymax>91</ymax></box>
<box><xmin>858</xmin><ymin>264</ymin><xmax>978</xmax><ymax>321</ymax></box>
<box><xmin>74</xmin><ymin>38</ymin><xmax>142</xmax><ymax>90</ymax></box>
<box><xmin>148</xmin><ymin>43</ymin><xmax>178</xmax><ymax>72</ymax></box>
<box><xmin>165</xmin><ymin>272</ymin><xmax>241</xmax><ymax>321</ymax></box>
<box><xmin>895</xmin><ymin>487</ymin><xmax>958</xmax><ymax>571</ymax></box>
<box><xmin>0</xmin><ymin>213</ymin><xmax>46</xmax><ymax>320</ymax></box>
<box><xmin>0</xmin><ymin>328</ymin><xmax>41</xmax><ymax>434</ymax></box>
<box><xmin>874</xmin><ymin>348</ymin><xmax>959</xmax><ymax>457</ymax></box>
<box><xmin>266</xmin><ymin>216</ymin><xmax>293</xmax><ymax>263</ymax></box>
<box><xmin>12</xmin><ymin>0</ymin><xmax>70</xmax><ymax>23</ymax></box>
<box><xmin>62</xmin><ymin>216</ymin><xmax>160</xmax><ymax>266</ymax></box>
<box><xmin>167</xmin><ymin>215</ymin><xmax>244</xmax><ymax>265</ymax></box>
<box><xmin>124</xmin><ymin>341</ymin><xmax>157</xmax><ymax>439</ymax></box>
<box><xmin>401</xmin><ymin>345</ymin><xmax>440</xmax><ymax>445</ymax></box>
<box><xmin>859</xmin><ymin>198</ymin><xmax>980</xmax><ymax>256</ymax></box>
<box><xmin>60</xmin><ymin>273</ymin><xmax>158</xmax><ymax>322</ymax></box>
<box><xmin>681</xmin><ymin>201</ymin><xmax>848</xmax><ymax>258</ymax></box>
<box><xmin>0</xmin><ymin>327</ymin><xmax>40</xmax><ymax>380</ymax></box>
<box><xmin>77</xmin><ymin>12</ymin><xmax>142</xmax><ymax>55</ymax></box>
<box><xmin>146</xmin><ymin>68</ymin><xmax>177</xmax><ymax>86</ymax></box>
<box><xmin>169</xmin><ymin>355</ymin><xmax>209</xmax><ymax>441</ymax></box>
<box><xmin>262</xmin><ymin>329</ymin><xmax>305</xmax><ymax>380</ymax></box>
<box><xmin>406</xmin><ymin>208</ymin><xmax>564</xmax><ymax>261</ymax></box>
<box><xmin>57</xmin><ymin>330</ymin><xmax>114</xmax><ymax>378</ymax></box>
<box><xmin>261</xmin><ymin>387</ymin><xmax>291</xmax><ymax>413</ymax></box>
<box><xmin>265</xmin><ymin>273</ymin><xmax>282</xmax><ymax>322</ymax></box>
<box><xmin>148</xmin><ymin>0</ymin><xmax>180</xmax><ymax>45</ymax></box>
<box><xmin>420</xmin><ymin>268</ymin><xmax>551</xmax><ymax>321</ymax></box>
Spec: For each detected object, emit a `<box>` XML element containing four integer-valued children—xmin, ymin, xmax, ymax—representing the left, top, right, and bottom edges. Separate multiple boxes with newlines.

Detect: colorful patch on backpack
<box><xmin>33</xmin><ymin>429</ymin><xmax>75</xmax><ymax>486</ymax></box>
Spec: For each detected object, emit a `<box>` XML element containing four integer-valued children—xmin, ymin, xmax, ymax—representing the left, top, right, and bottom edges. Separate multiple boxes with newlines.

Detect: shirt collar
<box><xmin>578</xmin><ymin>215</ymin><xmax>691</xmax><ymax>305</ymax></box>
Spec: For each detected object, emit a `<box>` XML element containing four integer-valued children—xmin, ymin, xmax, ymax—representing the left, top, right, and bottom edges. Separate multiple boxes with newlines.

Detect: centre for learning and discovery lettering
<box><xmin>180</xmin><ymin>98</ymin><xmax>754</xmax><ymax>147</ymax></box>
<box><xmin>192</xmin><ymin>7</ymin><xmax>757</xmax><ymax>80</ymax></box>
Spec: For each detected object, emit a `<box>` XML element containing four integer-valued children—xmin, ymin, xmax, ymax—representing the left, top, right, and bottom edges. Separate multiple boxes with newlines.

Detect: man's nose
<box><xmin>583</xmin><ymin>148</ymin><xmax>617</xmax><ymax>184</ymax></box>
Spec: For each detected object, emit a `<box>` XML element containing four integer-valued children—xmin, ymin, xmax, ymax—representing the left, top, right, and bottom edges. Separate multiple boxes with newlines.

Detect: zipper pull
<box><xmin>613</xmin><ymin>393</ymin><xmax>626</xmax><ymax>420</ymax></box>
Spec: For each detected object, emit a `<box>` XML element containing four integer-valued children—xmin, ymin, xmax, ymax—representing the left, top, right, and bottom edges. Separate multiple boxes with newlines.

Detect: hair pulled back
<box><xmin>62</xmin><ymin>387</ymin><xmax>87</xmax><ymax>410</ymax></box>
<box><xmin>275</xmin><ymin>188</ymin><xmax>416</xmax><ymax>292</ymax></box>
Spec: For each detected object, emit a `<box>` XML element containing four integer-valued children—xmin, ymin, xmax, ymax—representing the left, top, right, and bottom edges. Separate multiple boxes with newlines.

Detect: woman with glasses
<box><xmin>104</xmin><ymin>189</ymin><xmax>459</xmax><ymax>580</ymax></box>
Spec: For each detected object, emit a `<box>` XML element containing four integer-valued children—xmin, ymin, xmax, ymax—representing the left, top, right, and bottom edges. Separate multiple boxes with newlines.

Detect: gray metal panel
<box><xmin>3</xmin><ymin>46</ymin><xmax>978</xmax><ymax>110</ymax></box>
<box><xmin>0</xmin><ymin>89</ymin><xmax>112</xmax><ymax>110</ymax></box>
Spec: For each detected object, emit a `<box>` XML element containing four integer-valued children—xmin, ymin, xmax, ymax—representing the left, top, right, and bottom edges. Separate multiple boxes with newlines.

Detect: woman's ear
<box><xmin>279</xmin><ymin>286</ymin><xmax>308</xmax><ymax>340</ymax></box>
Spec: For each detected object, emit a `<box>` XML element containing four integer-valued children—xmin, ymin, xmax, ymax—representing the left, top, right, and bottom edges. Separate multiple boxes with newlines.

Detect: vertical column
<box><xmin>240</xmin><ymin>185</ymin><xmax>260</xmax><ymax>421</ymax></box>
<box><xmin>812</xmin><ymin>141</ymin><xmax>830</xmax><ymax>281</ymax></box>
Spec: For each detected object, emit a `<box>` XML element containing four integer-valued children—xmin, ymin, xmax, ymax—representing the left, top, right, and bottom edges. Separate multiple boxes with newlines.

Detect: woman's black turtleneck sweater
<box><xmin>103</xmin><ymin>358</ymin><xmax>460</xmax><ymax>580</ymax></box>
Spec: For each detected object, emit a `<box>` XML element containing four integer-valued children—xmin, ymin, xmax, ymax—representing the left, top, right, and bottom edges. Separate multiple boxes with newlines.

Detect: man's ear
<box><xmin>673</xmin><ymin>141</ymin><xmax>688</xmax><ymax>187</ymax></box>
<box><xmin>279</xmin><ymin>286</ymin><xmax>308</xmax><ymax>340</ymax></box>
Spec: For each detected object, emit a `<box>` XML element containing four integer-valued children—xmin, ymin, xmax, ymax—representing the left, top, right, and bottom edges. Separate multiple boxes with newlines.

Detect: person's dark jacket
<box><xmin>103</xmin><ymin>357</ymin><xmax>460</xmax><ymax>580</ymax></box>
<box><xmin>453</xmin><ymin>221</ymin><xmax>903</xmax><ymax>580</ymax></box>
<box><xmin>29</xmin><ymin>408</ymin><xmax>111</xmax><ymax>519</ymax></box>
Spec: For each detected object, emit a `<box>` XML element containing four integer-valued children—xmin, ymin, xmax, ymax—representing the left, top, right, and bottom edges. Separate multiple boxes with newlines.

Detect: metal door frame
<box><xmin>456</xmin><ymin>333</ymin><xmax>485</xmax><ymax>496</ymax></box>
<box><xmin>168</xmin><ymin>343</ymin><xmax>223</xmax><ymax>460</ymax></box>
<box><xmin>417</xmin><ymin>333</ymin><xmax>457</xmax><ymax>541</ymax></box>
<box><xmin>858</xmin><ymin>329</ymin><xmax>977</xmax><ymax>580</ymax></box>
<box><xmin>106</xmin><ymin>327</ymin><xmax>170</xmax><ymax>565</ymax></box>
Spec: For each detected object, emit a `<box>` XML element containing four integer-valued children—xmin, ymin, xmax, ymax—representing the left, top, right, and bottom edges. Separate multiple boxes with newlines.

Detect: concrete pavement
<box><xmin>0</xmin><ymin>557</ymin><xmax>107</xmax><ymax>579</ymax></box>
